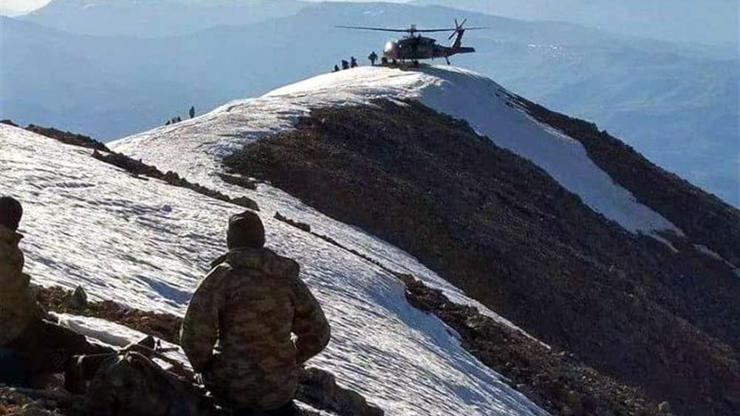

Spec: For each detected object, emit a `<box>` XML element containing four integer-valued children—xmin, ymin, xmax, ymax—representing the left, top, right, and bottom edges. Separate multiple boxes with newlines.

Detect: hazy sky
<box><xmin>0</xmin><ymin>0</ymin><xmax>407</xmax><ymax>13</ymax></box>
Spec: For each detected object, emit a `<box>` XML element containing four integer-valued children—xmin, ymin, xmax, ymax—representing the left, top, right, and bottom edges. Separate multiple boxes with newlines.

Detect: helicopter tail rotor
<box><xmin>448</xmin><ymin>18</ymin><xmax>468</xmax><ymax>40</ymax></box>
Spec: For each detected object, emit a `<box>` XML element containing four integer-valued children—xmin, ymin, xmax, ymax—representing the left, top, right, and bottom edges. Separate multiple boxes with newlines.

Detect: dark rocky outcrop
<box><xmin>91</xmin><ymin>150</ymin><xmax>259</xmax><ymax>211</ymax></box>
<box><xmin>223</xmin><ymin>100</ymin><xmax>740</xmax><ymax>416</ymax></box>
<box><xmin>24</xmin><ymin>125</ymin><xmax>110</xmax><ymax>152</ymax></box>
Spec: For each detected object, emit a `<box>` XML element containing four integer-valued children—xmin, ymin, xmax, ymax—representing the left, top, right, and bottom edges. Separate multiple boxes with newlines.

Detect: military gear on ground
<box><xmin>9</xmin><ymin>318</ymin><xmax>113</xmax><ymax>383</ymax></box>
<box><xmin>0</xmin><ymin>225</ymin><xmax>44</xmax><ymax>347</ymax></box>
<box><xmin>227</xmin><ymin>211</ymin><xmax>265</xmax><ymax>249</ymax></box>
<box><xmin>87</xmin><ymin>351</ymin><xmax>216</xmax><ymax>416</ymax></box>
<box><xmin>181</xmin><ymin>247</ymin><xmax>330</xmax><ymax>411</ymax></box>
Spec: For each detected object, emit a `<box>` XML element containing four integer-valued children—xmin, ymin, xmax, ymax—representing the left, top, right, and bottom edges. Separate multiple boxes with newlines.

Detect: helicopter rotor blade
<box><xmin>336</xmin><ymin>25</ymin><xmax>414</xmax><ymax>33</ymax></box>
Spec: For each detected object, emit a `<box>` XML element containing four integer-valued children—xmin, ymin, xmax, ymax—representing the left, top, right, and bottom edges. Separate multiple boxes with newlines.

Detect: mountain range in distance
<box><xmin>1</xmin><ymin>0</ymin><xmax>737</xmax><ymax>206</ymax></box>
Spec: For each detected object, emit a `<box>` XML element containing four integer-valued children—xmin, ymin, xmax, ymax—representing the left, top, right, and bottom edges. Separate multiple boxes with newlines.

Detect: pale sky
<box><xmin>0</xmin><ymin>0</ymin><xmax>408</xmax><ymax>14</ymax></box>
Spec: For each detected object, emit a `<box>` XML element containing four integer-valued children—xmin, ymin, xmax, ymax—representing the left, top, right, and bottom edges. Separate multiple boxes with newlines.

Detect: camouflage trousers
<box><xmin>5</xmin><ymin>318</ymin><xmax>112</xmax><ymax>385</ymax></box>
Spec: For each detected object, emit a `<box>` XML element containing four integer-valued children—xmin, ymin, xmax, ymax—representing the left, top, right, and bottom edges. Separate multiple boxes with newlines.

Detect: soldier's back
<box><xmin>207</xmin><ymin>247</ymin><xmax>302</xmax><ymax>410</ymax></box>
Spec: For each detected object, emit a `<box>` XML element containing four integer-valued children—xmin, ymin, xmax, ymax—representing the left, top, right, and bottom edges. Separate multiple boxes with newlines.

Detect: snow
<box><xmin>113</xmin><ymin>65</ymin><xmax>681</xmax><ymax>238</ymax></box>
<box><xmin>694</xmin><ymin>244</ymin><xmax>740</xmax><ymax>278</ymax></box>
<box><xmin>51</xmin><ymin>312</ymin><xmax>190</xmax><ymax>371</ymax></box>
<box><xmin>1</xmin><ymin>124</ymin><xmax>548</xmax><ymax>415</ymax></box>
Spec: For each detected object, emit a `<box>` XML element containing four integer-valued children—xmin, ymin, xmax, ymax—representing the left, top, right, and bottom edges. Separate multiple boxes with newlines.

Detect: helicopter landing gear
<box><xmin>445</xmin><ymin>56</ymin><xmax>450</xmax><ymax>65</ymax></box>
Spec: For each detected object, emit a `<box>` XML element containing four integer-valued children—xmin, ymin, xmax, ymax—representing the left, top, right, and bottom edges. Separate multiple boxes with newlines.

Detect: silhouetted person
<box><xmin>175</xmin><ymin>116</ymin><xmax>182</xmax><ymax>123</ymax></box>
<box><xmin>165</xmin><ymin>120</ymin><xmax>171</xmax><ymax>126</ymax></box>
<box><xmin>350</xmin><ymin>56</ymin><xmax>358</xmax><ymax>68</ymax></box>
<box><xmin>333</xmin><ymin>65</ymin><xmax>340</xmax><ymax>72</ymax></box>
<box><xmin>368</xmin><ymin>51</ymin><xmax>378</xmax><ymax>66</ymax></box>
<box><xmin>189</xmin><ymin>106</ymin><xmax>195</xmax><ymax>119</ymax></box>
<box><xmin>341</xmin><ymin>60</ymin><xmax>349</xmax><ymax>70</ymax></box>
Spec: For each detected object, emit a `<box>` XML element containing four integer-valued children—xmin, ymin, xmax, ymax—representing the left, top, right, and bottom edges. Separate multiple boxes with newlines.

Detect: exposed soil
<box><xmin>400</xmin><ymin>274</ymin><xmax>665</xmax><ymax>416</ymax></box>
<box><xmin>223</xmin><ymin>100</ymin><xmax>740</xmax><ymax>416</ymax></box>
<box><xmin>514</xmin><ymin>95</ymin><xmax>740</xmax><ymax>267</ymax></box>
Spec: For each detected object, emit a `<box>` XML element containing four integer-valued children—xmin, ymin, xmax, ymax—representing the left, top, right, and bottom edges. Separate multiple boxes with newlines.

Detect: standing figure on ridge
<box><xmin>341</xmin><ymin>59</ymin><xmax>350</xmax><ymax>70</ymax></box>
<box><xmin>189</xmin><ymin>106</ymin><xmax>196</xmax><ymax>119</ymax></box>
<box><xmin>350</xmin><ymin>56</ymin><xmax>358</xmax><ymax>68</ymax></box>
<box><xmin>368</xmin><ymin>51</ymin><xmax>378</xmax><ymax>66</ymax></box>
<box><xmin>181</xmin><ymin>211</ymin><xmax>331</xmax><ymax>415</ymax></box>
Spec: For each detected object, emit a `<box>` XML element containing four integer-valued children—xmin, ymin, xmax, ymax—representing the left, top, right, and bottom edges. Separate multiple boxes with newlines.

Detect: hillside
<box><xmin>0</xmin><ymin>120</ymin><xmax>551</xmax><ymax>415</ymax></box>
<box><xmin>1</xmin><ymin>1</ymin><xmax>737</xmax><ymax>205</ymax></box>
<box><xmin>113</xmin><ymin>65</ymin><xmax>740</xmax><ymax>416</ymax></box>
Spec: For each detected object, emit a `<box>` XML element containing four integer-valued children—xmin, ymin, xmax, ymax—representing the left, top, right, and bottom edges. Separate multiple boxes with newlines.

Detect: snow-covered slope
<box><xmin>113</xmin><ymin>65</ymin><xmax>679</xmax><ymax>237</ymax></box>
<box><xmin>0</xmin><ymin>124</ymin><xmax>547</xmax><ymax>415</ymax></box>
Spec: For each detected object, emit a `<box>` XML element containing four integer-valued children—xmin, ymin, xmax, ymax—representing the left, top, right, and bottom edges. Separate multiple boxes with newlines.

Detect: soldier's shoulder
<box><xmin>201</xmin><ymin>262</ymin><xmax>234</xmax><ymax>286</ymax></box>
<box><xmin>262</xmin><ymin>248</ymin><xmax>300</xmax><ymax>277</ymax></box>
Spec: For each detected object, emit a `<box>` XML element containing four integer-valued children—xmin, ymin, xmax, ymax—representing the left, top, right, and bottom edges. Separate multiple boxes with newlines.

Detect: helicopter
<box><xmin>337</xmin><ymin>19</ymin><xmax>484</xmax><ymax>65</ymax></box>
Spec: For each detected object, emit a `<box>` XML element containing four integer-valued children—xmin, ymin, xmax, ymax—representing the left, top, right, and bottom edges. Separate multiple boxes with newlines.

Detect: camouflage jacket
<box><xmin>181</xmin><ymin>247</ymin><xmax>331</xmax><ymax>411</ymax></box>
<box><xmin>0</xmin><ymin>225</ymin><xmax>43</xmax><ymax>347</ymax></box>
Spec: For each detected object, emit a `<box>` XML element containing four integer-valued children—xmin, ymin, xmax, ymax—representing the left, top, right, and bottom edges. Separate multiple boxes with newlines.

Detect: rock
<box><xmin>8</xmin><ymin>403</ymin><xmax>58</xmax><ymax>416</ymax></box>
<box><xmin>275</xmin><ymin>212</ymin><xmax>311</xmax><ymax>232</ymax></box>
<box><xmin>658</xmin><ymin>401</ymin><xmax>672</xmax><ymax>414</ymax></box>
<box><xmin>70</xmin><ymin>286</ymin><xmax>88</xmax><ymax>309</ymax></box>
<box><xmin>298</xmin><ymin>367</ymin><xmax>384</xmax><ymax>416</ymax></box>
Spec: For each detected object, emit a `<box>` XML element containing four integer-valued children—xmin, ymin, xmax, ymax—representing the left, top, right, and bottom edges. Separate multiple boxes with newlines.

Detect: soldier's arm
<box><xmin>180</xmin><ymin>265</ymin><xmax>228</xmax><ymax>373</ymax></box>
<box><xmin>291</xmin><ymin>269</ymin><xmax>331</xmax><ymax>364</ymax></box>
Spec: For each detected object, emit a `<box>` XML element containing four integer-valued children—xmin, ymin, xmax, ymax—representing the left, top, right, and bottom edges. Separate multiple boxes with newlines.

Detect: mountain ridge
<box><xmin>3</xmin><ymin>1</ymin><xmax>736</xmax><ymax>205</ymax></box>
<box><xmin>113</xmin><ymin>65</ymin><xmax>740</xmax><ymax>416</ymax></box>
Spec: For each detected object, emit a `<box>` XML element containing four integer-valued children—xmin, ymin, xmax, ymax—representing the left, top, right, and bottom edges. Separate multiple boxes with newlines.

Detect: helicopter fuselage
<box><xmin>383</xmin><ymin>35</ymin><xmax>474</xmax><ymax>62</ymax></box>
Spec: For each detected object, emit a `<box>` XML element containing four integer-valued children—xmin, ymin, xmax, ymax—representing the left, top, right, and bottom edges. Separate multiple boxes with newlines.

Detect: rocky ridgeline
<box><xmin>90</xmin><ymin>150</ymin><xmax>259</xmax><ymax>212</ymax></box>
<box><xmin>0</xmin><ymin>120</ymin><xmax>259</xmax><ymax>213</ymax></box>
<box><xmin>1</xmin><ymin>120</ymin><xmax>110</xmax><ymax>152</ymax></box>
<box><xmin>225</xmin><ymin>100</ymin><xmax>740</xmax><ymax>416</ymax></box>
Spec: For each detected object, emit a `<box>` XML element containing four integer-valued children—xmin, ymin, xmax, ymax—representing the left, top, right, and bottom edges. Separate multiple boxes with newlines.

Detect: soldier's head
<box><xmin>0</xmin><ymin>196</ymin><xmax>23</xmax><ymax>232</ymax></box>
<box><xmin>227</xmin><ymin>210</ymin><xmax>265</xmax><ymax>249</ymax></box>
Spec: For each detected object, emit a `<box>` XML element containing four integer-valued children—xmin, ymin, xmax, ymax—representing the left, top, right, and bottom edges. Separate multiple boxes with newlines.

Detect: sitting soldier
<box><xmin>0</xmin><ymin>196</ymin><xmax>44</xmax><ymax>385</ymax></box>
<box><xmin>0</xmin><ymin>196</ymin><xmax>111</xmax><ymax>388</ymax></box>
<box><xmin>181</xmin><ymin>211</ymin><xmax>331</xmax><ymax>416</ymax></box>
